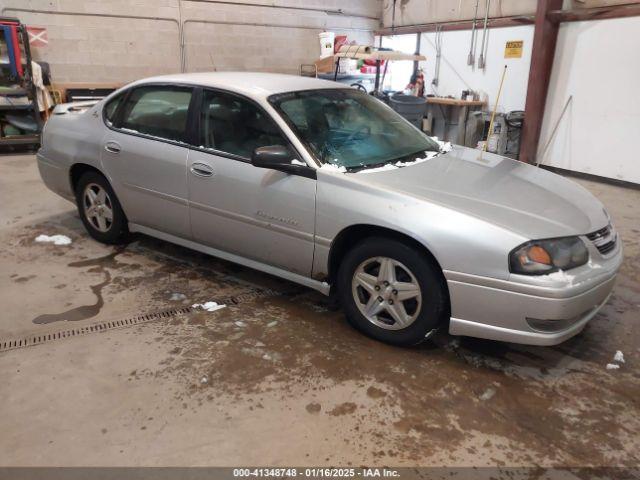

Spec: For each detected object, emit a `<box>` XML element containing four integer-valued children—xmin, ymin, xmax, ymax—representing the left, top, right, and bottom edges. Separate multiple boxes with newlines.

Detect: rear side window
<box><xmin>104</xmin><ymin>94</ymin><xmax>123</xmax><ymax>126</ymax></box>
<box><xmin>200</xmin><ymin>90</ymin><xmax>288</xmax><ymax>159</ymax></box>
<box><xmin>119</xmin><ymin>86</ymin><xmax>193</xmax><ymax>143</ymax></box>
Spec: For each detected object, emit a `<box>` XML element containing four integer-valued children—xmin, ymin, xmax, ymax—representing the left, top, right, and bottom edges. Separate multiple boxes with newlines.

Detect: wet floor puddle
<box><xmin>32</xmin><ymin>249</ymin><xmax>124</xmax><ymax>325</ymax></box>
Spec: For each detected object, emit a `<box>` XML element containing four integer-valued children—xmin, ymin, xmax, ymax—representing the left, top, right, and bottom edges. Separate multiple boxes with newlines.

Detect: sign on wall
<box><xmin>504</xmin><ymin>40</ymin><xmax>523</xmax><ymax>58</ymax></box>
<box><xmin>27</xmin><ymin>26</ymin><xmax>48</xmax><ymax>47</ymax></box>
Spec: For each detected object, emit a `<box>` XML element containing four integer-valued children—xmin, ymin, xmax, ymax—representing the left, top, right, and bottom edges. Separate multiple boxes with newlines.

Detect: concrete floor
<box><xmin>0</xmin><ymin>154</ymin><xmax>639</xmax><ymax>468</ymax></box>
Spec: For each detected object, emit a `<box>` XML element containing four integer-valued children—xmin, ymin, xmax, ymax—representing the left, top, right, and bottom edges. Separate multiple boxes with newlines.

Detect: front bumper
<box><xmin>445</xmin><ymin>243</ymin><xmax>623</xmax><ymax>346</ymax></box>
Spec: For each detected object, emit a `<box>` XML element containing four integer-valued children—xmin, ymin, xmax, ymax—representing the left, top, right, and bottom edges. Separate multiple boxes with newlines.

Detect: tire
<box><xmin>75</xmin><ymin>171</ymin><xmax>129</xmax><ymax>244</ymax></box>
<box><xmin>337</xmin><ymin>237</ymin><xmax>448</xmax><ymax>347</ymax></box>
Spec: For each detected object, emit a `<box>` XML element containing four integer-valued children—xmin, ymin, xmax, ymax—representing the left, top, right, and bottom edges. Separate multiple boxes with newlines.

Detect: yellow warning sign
<box><xmin>505</xmin><ymin>40</ymin><xmax>523</xmax><ymax>58</ymax></box>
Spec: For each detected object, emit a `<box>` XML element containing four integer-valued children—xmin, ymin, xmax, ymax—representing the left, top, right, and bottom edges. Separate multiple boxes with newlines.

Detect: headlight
<box><xmin>509</xmin><ymin>237</ymin><xmax>589</xmax><ymax>275</ymax></box>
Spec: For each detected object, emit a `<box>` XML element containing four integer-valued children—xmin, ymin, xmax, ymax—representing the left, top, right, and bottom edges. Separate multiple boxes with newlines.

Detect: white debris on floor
<box><xmin>169</xmin><ymin>293</ymin><xmax>187</xmax><ymax>301</ymax></box>
<box><xmin>191</xmin><ymin>302</ymin><xmax>226</xmax><ymax>312</ymax></box>
<box><xmin>34</xmin><ymin>234</ymin><xmax>72</xmax><ymax>246</ymax></box>
<box><xmin>614</xmin><ymin>350</ymin><xmax>625</xmax><ymax>363</ymax></box>
<box><xmin>234</xmin><ymin>321</ymin><xmax>246</xmax><ymax>327</ymax></box>
<box><xmin>479</xmin><ymin>388</ymin><xmax>496</xmax><ymax>401</ymax></box>
<box><xmin>200</xmin><ymin>376</ymin><xmax>208</xmax><ymax>384</ymax></box>
<box><xmin>266</xmin><ymin>321</ymin><xmax>278</xmax><ymax>328</ymax></box>
<box><xmin>606</xmin><ymin>350</ymin><xmax>625</xmax><ymax>370</ymax></box>
<box><xmin>447</xmin><ymin>338</ymin><xmax>461</xmax><ymax>350</ymax></box>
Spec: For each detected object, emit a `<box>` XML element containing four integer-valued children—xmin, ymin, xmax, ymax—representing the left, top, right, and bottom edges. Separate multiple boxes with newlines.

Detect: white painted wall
<box><xmin>539</xmin><ymin>16</ymin><xmax>640</xmax><ymax>184</ymax></box>
<box><xmin>419</xmin><ymin>26</ymin><xmax>534</xmax><ymax>112</ymax></box>
<box><xmin>378</xmin><ymin>25</ymin><xmax>534</xmax><ymax>112</ymax></box>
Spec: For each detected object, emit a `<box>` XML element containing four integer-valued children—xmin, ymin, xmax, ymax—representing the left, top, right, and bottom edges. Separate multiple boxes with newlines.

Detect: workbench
<box><xmin>54</xmin><ymin>83</ymin><xmax>123</xmax><ymax>102</ymax></box>
<box><xmin>425</xmin><ymin>96</ymin><xmax>486</xmax><ymax>145</ymax></box>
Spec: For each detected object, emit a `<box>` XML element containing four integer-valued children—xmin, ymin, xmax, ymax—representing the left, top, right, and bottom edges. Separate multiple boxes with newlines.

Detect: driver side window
<box><xmin>200</xmin><ymin>90</ymin><xmax>289</xmax><ymax>159</ymax></box>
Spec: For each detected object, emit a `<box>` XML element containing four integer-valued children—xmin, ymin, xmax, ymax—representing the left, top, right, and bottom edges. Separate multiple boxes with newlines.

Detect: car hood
<box><xmin>352</xmin><ymin>146</ymin><xmax>608</xmax><ymax>239</ymax></box>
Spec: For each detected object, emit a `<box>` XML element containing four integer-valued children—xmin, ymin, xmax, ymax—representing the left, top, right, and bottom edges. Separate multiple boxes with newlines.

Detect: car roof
<box><xmin>129</xmin><ymin>72</ymin><xmax>346</xmax><ymax>99</ymax></box>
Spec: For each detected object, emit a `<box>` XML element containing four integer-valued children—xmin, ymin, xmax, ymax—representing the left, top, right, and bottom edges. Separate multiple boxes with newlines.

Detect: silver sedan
<box><xmin>37</xmin><ymin>72</ymin><xmax>622</xmax><ymax>346</ymax></box>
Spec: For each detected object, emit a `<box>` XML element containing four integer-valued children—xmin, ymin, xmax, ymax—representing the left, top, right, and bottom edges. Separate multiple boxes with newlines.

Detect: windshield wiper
<box><xmin>395</xmin><ymin>148</ymin><xmax>442</xmax><ymax>164</ymax></box>
<box><xmin>346</xmin><ymin>160</ymin><xmax>392</xmax><ymax>173</ymax></box>
<box><xmin>348</xmin><ymin>148</ymin><xmax>440</xmax><ymax>173</ymax></box>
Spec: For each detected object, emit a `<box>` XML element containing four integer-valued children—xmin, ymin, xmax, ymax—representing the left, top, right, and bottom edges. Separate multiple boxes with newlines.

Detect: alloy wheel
<box><xmin>351</xmin><ymin>256</ymin><xmax>422</xmax><ymax>330</ymax></box>
<box><xmin>83</xmin><ymin>183</ymin><xmax>114</xmax><ymax>233</ymax></box>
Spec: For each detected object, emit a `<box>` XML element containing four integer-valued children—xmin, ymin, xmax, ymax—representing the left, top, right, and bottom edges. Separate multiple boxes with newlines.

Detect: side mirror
<box><xmin>251</xmin><ymin>145</ymin><xmax>315</xmax><ymax>178</ymax></box>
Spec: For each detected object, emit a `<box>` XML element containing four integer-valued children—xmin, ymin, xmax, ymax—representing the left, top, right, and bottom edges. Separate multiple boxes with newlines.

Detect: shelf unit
<box><xmin>0</xmin><ymin>17</ymin><xmax>42</xmax><ymax>150</ymax></box>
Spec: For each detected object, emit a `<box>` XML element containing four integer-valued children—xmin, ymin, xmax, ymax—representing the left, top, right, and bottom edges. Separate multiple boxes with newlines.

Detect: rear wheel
<box><xmin>337</xmin><ymin>237</ymin><xmax>447</xmax><ymax>346</ymax></box>
<box><xmin>75</xmin><ymin>171</ymin><xmax>129</xmax><ymax>244</ymax></box>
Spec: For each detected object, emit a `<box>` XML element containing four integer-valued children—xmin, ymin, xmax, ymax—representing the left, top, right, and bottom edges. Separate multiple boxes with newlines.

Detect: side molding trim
<box><xmin>129</xmin><ymin>223</ymin><xmax>331</xmax><ymax>296</ymax></box>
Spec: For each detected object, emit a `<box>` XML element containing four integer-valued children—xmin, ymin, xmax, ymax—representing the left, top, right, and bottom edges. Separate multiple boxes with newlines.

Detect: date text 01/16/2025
<box><xmin>232</xmin><ymin>468</ymin><xmax>400</xmax><ymax>478</ymax></box>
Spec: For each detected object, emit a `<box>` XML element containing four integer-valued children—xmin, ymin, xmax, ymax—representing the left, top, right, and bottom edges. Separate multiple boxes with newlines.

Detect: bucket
<box><xmin>389</xmin><ymin>94</ymin><xmax>427</xmax><ymax>129</ymax></box>
<box><xmin>319</xmin><ymin>31</ymin><xmax>335</xmax><ymax>58</ymax></box>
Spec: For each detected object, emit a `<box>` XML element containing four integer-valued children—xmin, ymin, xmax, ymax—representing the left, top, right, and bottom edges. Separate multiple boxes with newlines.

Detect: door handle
<box><xmin>190</xmin><ymin>162</ymin><xmax>214</xmax><ymax>177</ymax></box>
<box><xmin>104</xmin><ymin>141</ymin><xmax>121</xmax><ymax>154</ymax></box>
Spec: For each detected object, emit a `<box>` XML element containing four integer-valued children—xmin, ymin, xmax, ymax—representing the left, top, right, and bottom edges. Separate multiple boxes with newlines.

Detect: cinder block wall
<box><xmin>1</xmin><ymin>0</ymin><xmax>381</xmax><ymax>84</ymax></box>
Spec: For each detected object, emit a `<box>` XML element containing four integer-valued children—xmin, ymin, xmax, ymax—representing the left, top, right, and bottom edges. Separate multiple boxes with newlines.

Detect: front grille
<box><xmin>586</xmin><ymin>223</ymin><xmax>617</xmax><ymax>255</ymax></box>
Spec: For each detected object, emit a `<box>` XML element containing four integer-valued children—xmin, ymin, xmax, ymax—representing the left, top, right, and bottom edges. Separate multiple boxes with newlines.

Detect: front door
<box><xmin>187</xmin><ymin>89</ymin><xmax>316</xmax><ymax>276</ymax></box>
<box><xmin>101</xmin><ymin>84</ymin><xmax>194</xmax><ymax>238</ymax></box>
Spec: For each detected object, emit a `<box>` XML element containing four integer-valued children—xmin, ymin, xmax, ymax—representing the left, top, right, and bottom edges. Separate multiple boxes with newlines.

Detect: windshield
<box><xmin>269</xmin><ymin>89</ymin><xmax>441</xmax><ymax>170</ymax></box>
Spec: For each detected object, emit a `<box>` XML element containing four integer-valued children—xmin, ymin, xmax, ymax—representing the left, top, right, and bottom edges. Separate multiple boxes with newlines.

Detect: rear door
<box><xmin>187</xmin><ymin>88</ymin><xmax>316</xmax><ymax>276</ymax></box>
<box><xmin>101</xmin><ymin>84</ymin><xmax>194</xmax><ymax>238</ymax></box>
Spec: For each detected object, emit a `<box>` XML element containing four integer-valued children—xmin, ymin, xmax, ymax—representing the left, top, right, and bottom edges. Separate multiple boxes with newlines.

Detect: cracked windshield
<box><xmin>270</xmin><ymin>89</ymin><xmax>443</xmax><ymax>171</ymax></box>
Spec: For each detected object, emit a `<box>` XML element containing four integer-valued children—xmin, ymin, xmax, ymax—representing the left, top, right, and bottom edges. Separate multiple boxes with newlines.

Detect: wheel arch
<box><xmin>327</xmin><ymin>223</ymin><xmax>451</xmax><ymax>323</ymax></box>
<box><xmin>70</xmin><ymin>163</ymin><xmax>130</xmax><ymax>223</ymax></box>
<box><xmin>69</xmin><ymin>163</ymin><xmax>104</xmax><ymax>194</ymax></box>
<box><xmin>328</xmin><ymin>224</ymin><xmax>446</xmax><ymax>281</ymax></box>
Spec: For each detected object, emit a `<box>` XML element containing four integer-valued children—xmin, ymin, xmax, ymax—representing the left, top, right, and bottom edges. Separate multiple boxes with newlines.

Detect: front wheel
<box><xmin>337</xmin><ymin>237</ymin><xmax>448</xmax><ymax>346</ymax></box>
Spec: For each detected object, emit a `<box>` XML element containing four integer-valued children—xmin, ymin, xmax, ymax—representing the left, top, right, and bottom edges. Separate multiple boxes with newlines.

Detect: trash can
<box><xmin>389</xmin><ymin>94</ymin><xmax>427</xmax><ymax>129</ymax></box>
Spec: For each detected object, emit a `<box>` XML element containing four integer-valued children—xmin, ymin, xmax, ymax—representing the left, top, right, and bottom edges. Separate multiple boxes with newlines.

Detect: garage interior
<box><xmin>1</xmin><ymin>0</ymin><xmax>639</xmax><ymax>476</ymax></box>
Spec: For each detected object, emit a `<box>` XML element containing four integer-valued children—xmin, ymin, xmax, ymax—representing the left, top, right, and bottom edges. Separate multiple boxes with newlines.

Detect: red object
<box><xmin>9</xmin><ymin>25</ymin><xmax>23</xmax><ymax>77</ymax></box>
<box><xmin>360</xmin><ymin>65</ymin><xmax>379</xmax><ymax>74</ymax></box>
<box><xmin>334</xmin><ymin>35</ymin><xmax>348</xmax><ymax>53</ymax></box>
<box><xmin>364</xmin><ymin>58</ymin><xmax>385</xmax><ymax>67</ymax></box>
<box><xmin>27</xmin><ymin>26</ymin><xmax>48</xmax><ymax>47</ymax></box>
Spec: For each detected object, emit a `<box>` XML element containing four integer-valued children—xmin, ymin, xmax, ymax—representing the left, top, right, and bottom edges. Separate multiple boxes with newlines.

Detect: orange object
<box><xmin>526</xmin><ymin>245</ymin><xmax>552</xmax><ymax>265</ymax></box>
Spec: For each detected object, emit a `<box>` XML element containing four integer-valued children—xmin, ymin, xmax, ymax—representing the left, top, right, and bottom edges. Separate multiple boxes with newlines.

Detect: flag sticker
<box><xmin>27</xmin><ymin>26</ymin><xmax>48</xmax><ymax>47</ymax></box>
